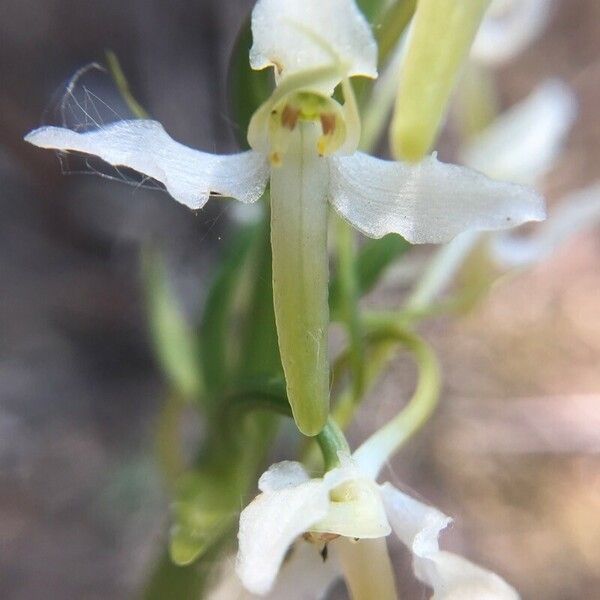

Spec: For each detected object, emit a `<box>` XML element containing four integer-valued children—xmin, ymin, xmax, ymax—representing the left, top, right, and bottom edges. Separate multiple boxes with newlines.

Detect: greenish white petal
<box><xmin>328</xmin><ymin>152</ymin><xmax>546</xmax><ymax>243</ymax></box>
<box><xmin>472</xmin><ymin>0</ymin><xmax>554</xmax><ymax>65</ymax></box>
<box><xmin>24</xmin><ymin>121</ymin><xmax>269</xmax><ymax>208</ymax></box>
<box><xmin>460</xmin><ymin>80</ymin><xmax>576</xmax><ymax>185</ymax></box>
<box><xmin>250</xmin><ymin>0</ymin><xmax>377</xmax><ymax>93</ymax></box>
<box><xmin>380</xmin><ymin>483</ymin><xmax>519</xmax><ymax>599</ymax></box>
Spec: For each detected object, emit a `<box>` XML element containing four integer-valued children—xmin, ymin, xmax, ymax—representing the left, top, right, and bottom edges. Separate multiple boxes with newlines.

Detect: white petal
<box><xmin>418</xmin><ymin>551</ymin><xmax>520</xmax><ymax>600</ymax></box>
<box><xmin>24</xmin><ymin>121</ymin><xmax>269</xmax><ymax>209</ymax></box>
<box><xmin>472</xmin><ymin>0</ymin><xmax>554</xmax><ymax>66</ymax></box>
<box><xmin>380</xmin><ymin>483</ymin><xmax>519</xmax><ymax>599</ymax></box>
<box><xmin>491</xmin><ymin>182</ymin><xmax>600</xmax><ymax>268</ymax></box>
<box><xmin>460</xmin><ymin>80</ymin><xmax>577</xmax><ymax>185</ymax></box>
<box><xmin>258</xmin><ymin>461</ymin><xmax>311</xmax><ymax>493</ymax></box>
<box><xmin>250</xmin><ymin>0</ymin><xmax>377</xmax><ymax>92</ymax></box>
<box><xmin>379</xmin><ymin>482</ymin><xmax>451</xmax><ymax>557</ymax></box>
<box><xmin>328</xmin><ymin>153</ymin><xmax>546</xmax><ymax>243</ymax></box>
<box><xmin>236</xmin><ymin>463</ymin><xmax>353</xmax><ymax>595</ymax></box>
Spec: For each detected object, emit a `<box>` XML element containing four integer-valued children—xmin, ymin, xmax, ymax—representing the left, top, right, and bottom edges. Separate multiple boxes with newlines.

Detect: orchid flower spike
<box><xmin>235</xmin><ymin>452</ymin><xmax>519</xmax><ymax>599</ymax></box>
<box><xmin>25</xmin><ymin>0</ymin><xmax>545</xmax><ymax>436</ymax></box>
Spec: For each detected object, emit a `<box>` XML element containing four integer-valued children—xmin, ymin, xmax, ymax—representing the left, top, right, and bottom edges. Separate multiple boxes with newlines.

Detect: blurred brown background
<box><xmin>1</xmin><ymin>0</ymin><xmax>599</xmax><ymax>598</ymax></box>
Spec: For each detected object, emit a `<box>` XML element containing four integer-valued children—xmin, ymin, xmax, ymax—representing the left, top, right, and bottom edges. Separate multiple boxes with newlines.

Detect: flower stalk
<box><xmin>316</xmin><ymin>418</ymin><xmax>351</xmax><ymax>471</ymax></box>
<box><xmin>354</xmin><ymin>322</ymin><xmax>441</xmax><ymax>479</ymax></box>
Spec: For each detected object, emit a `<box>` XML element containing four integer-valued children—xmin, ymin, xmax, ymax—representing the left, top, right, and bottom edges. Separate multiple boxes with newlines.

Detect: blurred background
<box><xmin>1</xmin><ymin>0</ymin><xmax>598</xmax><ymax>598</ymax></box>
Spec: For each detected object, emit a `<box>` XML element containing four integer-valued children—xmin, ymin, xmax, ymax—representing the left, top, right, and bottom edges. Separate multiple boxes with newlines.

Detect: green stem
<box><xmin>316</xmin><ymin>418</ymin><xmax>351</xmax><ymax>471</ymax></box>
<box><xmin>331</xmin><ymin>336</ymin><xmax>398</xmax><ymax>429</ymax></box>
<box><xmin>375</xmin><ymin>0</ymin><xmax>417</xmax><ymax>67</ymax></box>
<box><xmin>353</xmin><ymin>322</ymin><xmax>441</xmax><ymax>479</ymax></box>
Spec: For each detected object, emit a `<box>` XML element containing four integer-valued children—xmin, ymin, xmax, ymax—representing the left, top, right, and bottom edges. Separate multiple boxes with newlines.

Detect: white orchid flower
<box><xmin>472</xmin><ymin>0</ymin><xmax>555</xmax><ymax>66</ymax></box>
<box><xmin>235</xmin><ymin>452</ymin><xmax>519</xmax><ymax>599</ymax></box>
<box><xmin>24</xmin><ymin>0</ymin><xmax>544</xmax><ymax>436</ymax></box>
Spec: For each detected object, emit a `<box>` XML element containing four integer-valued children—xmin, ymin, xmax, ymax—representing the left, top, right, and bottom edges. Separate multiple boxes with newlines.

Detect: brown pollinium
<box><xmin>281</xmin><ymin>104</ymin><xmax>300</xmax><ymax>130</ymax></box>
<box><xmin>320</xmin><ymin>112</ymin><xmax>336</xmax><ymax>136</ymax></box>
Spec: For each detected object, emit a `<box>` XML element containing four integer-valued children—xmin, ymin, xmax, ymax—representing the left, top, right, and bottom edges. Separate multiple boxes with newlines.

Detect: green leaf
<box><xmin>330</xmin><ymin>233</ymin><xmax>411</xmax><ymax>318</ymax></box>
<box><xmin>227</xmin><ymin>17</ymin><xmax>273</xmax><ymax>149</ymax></box>
<box><xmin>169</xmin><ymin>469</ymin><xmax>237</xmax><ymax>566</ymax></box>
<box><xmin>142</xmin><ymin>247</ymin><xmax>203</xmax><ymax>400</ymax></box>
<box><xmin>199</xmin><ymin>225</ymin><xmax>258</xmax><ymax>396</ymax></box>
<box><xmin>236</xmin><ymin>213</ymin><xmax>282</xmax><ymax>380</ymax></box>
<box><xmin>376</xmin><ymin>0</ymin><xmax>417</xmax><ymax>66</ymax></box>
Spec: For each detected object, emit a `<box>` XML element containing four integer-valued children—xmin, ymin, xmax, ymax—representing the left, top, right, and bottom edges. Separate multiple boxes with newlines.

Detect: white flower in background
<box><xmin>235</xmin><ymin>452</ymin><xmax>518</xmax><ymax>599</ymax></box>
<box><xmin>490</xmin><ymin>183</ymin><xmax>600</xmax><ymax>267</ymax></box>
<box><xmin>461</xmin><ymin>80</ymin><xmax>600</xmax><ymax>270</ymax></box>
<box><xmin>460</xmin><ymin>80</ymin><xmax>577</xmax><ymax>187</ymax></box>
<box><xmin>24</xmin><ymin>0</ymin><xmax>545</xmax><ymax>436</ymax></box>
<box><xmin>408</xmin><ymin>78</ymin><xmax>600</xmax><ymax>310</ymax></box>
<box><xmin>472</xmin><ymin>0</ymin><xmax>555</xmax><ymax>66</ymax></box>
